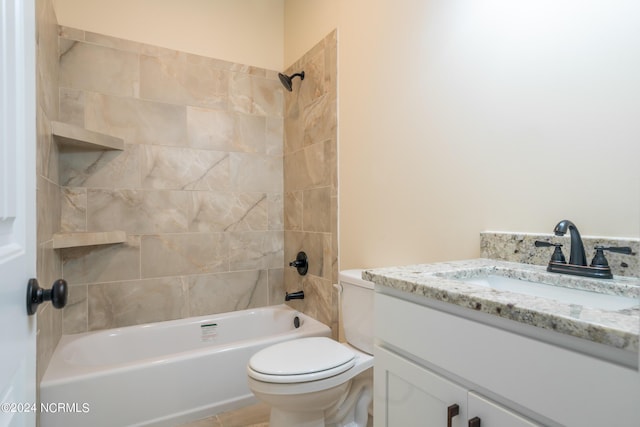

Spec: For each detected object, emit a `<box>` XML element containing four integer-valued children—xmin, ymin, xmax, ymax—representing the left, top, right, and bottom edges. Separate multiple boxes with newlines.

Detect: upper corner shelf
<box><xmin>51</xmin><ymin>121</ymin><xmax>124</xmax><ymax>151</ymax></box>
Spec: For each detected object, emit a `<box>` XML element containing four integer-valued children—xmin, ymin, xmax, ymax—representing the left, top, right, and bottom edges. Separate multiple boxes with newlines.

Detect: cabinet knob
<box><xmin>468</xmin><ymin>416</ymin><xmax>481</xmax><ymax>427</ymax></box>
<box><xmin>447</xmin><ymin>404</ymin><xmax>460</xmax><ymax>427</ymax></box>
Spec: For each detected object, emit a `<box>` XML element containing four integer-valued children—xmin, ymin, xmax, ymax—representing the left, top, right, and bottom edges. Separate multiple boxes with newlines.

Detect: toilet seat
<box><xmin>248</xmin><ymin>337</ymin><xmax>356</xmax><ymax>384</ymax></box>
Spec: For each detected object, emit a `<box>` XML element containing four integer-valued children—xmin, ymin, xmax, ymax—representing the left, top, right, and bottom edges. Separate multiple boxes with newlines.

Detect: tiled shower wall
<box><xmin>282</xmin><ymin>31</ymin><xmax>339</xmax><ymax>336</ymax></box>
<box><xmin>57</xmin><ymin>27</ymin><xmax>286</xmax><ymax>333</ymax></box>
<box><xmin>36</xmin><ymin>0</ymin><xmax>63</xmax><ymax>385</ymax></box>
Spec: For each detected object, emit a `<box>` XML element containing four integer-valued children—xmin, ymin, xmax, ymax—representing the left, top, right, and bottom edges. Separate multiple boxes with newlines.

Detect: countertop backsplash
<box><xmin>481</xmin><ymin>232</ymin><xmax>640</xmax><ymax>278</ymax></box>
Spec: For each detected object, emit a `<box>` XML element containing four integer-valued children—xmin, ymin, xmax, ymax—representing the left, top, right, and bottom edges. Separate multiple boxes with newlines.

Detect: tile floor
<box><xmin>179</xmin><ymin>402</ymin><xmax>374</xmax><ymax>427</ymax></box>
<box><xmin>178</xmin><ymin>402</ymin><xmax>270</xmax><ymax>427</ymax></box>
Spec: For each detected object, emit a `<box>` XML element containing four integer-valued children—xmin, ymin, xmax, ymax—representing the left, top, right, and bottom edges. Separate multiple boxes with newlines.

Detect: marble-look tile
<box><xmin>293</xmin><ymin>50</ymin><xmax>326</xmax><ymax>112</ymax></box>
<box><xmin>88</xmin><ymin>277</ymin><xmax>188</xmax><ymax>330</ymax></box>
<box><xmin>283</xmin><ymin>98</ymin><xmax>303</xmax><ymax>154</ymax></box>
<box><xmin>62</xmin><ymin>284</ymin><xmax>87</xmax><ymax>334</ymax></box>
<box><xmin>36</xmin><ymin>0</ymin><xmax>59</xmax><ymax>119</ymax></box>
<box><xmin>141</xmin><ymin>233</ymin><xmax>229</xmax><ymax>278</ymax></box>
<box><xmin>268</xmin><ymin>268</ymin><xmax>285</xmax><ymax>305</ymax></box>
<box><xmin>58</xmin><ymin>26</ymin><xmax>85</xmax><ymax>42</ymax></box>
<box><xmin>58</xmin><ymin>37</ymin><xmax>76</xmax><ymax>58</ymax></box>
<box><xmin>86</xmin><ymin>189</ymin><xmax>189</xmax><ymax>234</ymax></box>
<box><xmin>37</xmin><ymin>241</ymin><xmax>62</xmax><ymax>300</ymax></box>
<box><xmin>84</xmin><ymin>31</ymin><xmax>145</xmax><ymax>54</ymax></box>
<box><xmin>189</xmin><ymin>191</ymin><xmax>267</xmax><ymax>232</ymax></box>
<box><xmin>284</xmin><ymin>140</ymin><xmax>333</xmax><ymax>192</ymax></box>
<box><xmin>61</xmin><ymin>236</ymin><xmax>141</xmax><ymax>284</ymax></box>
<box><xmin>281</xmin><ymin>31</ymin><xmax>337</xmax><ymax>332</ymax></box>
<box><xmin>283</xmin><ymin>270</ymin><xmax>334</xmax><ymax>335</ymax></box>
<box><xmin>51</xmin><ymin>26</ymin><xmax>290</xmax><ymax>335</ymax></box>
<box><xmin>59</xmin><ymin>143</ymin><xmax>141</xmax><ymax>188</ymax></box>
<box><xmin>59</xmin><ymin>41</ymin><xmax>139</xmax><ymax>97</ymax></box>
<box><xmin>84</xmin><ymin>92</ymin><xmax>187</xmax><ymax>146</ymax></box>
<box><xmin>284</xmin><ymin>191</ymin><xmax>303</xmax><ymax>231</ymax></box>
<box><xmin>266</xmin><ymin>117</ymin><xmax>284</xmax><ymax>156</ymax></box>
<box><xmin>229</xmin><ymin>231</ymin><xmax>284</xmax><ymax>271</ymax></box>
<box><xmin>229</xmin><ymin>72</ymin><xmax>283</xmax><ymax>117</ymax></box>
<box><xmin>140</xmin><ymin>52</ymin><xmax>228</xmax><ymax>109</ymax></box>
<box><xmin>37</xmin><ymin>176</ymin><xmax>61</xmax><ymax>246</ymax></box>
<box><xmin>61</xmin><ymin>187</ymin><xmax>86</xmax><ymax>232</ymax></box>
<box><xmin>140</xmin><ymin>145</ymin><xmax>229</xmax><ymax>191</ymax></box>
<box><xmin>305</xmin><ymin>275</ymin><xmax>334</xmax><ymax>334</ymax></box>
<box><xmin>188</xmin><ymin>270</ymin><xmax>268</xmax><ymax>316</ymax></box>
<box><xmin>230</xmin><ymin>153</ymin><xmax>283</xmax><ymax>193</ymax></box>
<box><xmin>284</xmin><ymin>231</ymin><xmax>327</xmax><ymax>279</ymax></box>
<box><xmin>36</xmin><ymin>106</ymin><xmax>53</xmax><ymax>180</ymax></box>
<box><xmin>267</xmin><ymin>193</ymin><xmax>284</xmax><ymax>231</ymax></box>
<box><xmin>187</xmin><ymin>107</ymin><xmax>266</xmax><ymax>153</ymax></box>
<box><xmin>59</xmin><ymin>87</ymin><xmax>85</xmax><ymax>126</ymax></box>
<box><xmin>36</xmin><ymin>304</ymin><xmax>58</xmax><ymax>383</ymax></box>
<box><xmin>303</xmin><ymin>186</ymin><xmax>331</xmax><ymax>232</ymax></box>
<box><xmin>331</xmin><ymin>195</ymin><xmax>338</xmax><ymax>284</ymax></box>
<box><xmin>302</xmin><ymin>94</ymin><xmax>336</xmax><ymax>148</ymax></box>
<box><xmin>36</xmin><ymin>0</ymin><xmax>61</xmax><ymax>387</ymax></box>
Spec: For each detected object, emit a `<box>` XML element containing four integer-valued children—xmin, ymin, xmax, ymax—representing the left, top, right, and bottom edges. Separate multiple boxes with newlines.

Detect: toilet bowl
<box><xmin>246</xmin><ymin>270</ymin><xmax>374</xmax><ymax>427</ymax></box>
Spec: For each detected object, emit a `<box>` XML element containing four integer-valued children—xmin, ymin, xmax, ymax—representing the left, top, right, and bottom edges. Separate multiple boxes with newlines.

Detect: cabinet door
<box><xmin>468</xmin><ymin>392</ymin><xmax>541</xmax><ymax>427</ymax></box>
<box><xmin>375</xmin><ymin>346</ymin><xmax>467</xmax><ymax>427</ymax></box>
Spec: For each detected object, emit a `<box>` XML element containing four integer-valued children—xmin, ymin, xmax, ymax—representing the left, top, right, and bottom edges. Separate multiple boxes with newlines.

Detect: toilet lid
<box><xmin>249</xmin><ymin>337</ymin><xmax>355</xmax><ymax>382</ymax></box>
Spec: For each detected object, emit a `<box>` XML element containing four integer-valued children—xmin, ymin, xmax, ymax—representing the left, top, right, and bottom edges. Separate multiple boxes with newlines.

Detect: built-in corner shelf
<box><xmin>51</xmin><ymin>121</ymin><xmax>124</xmax><ymax>151</ymax></box>
<box><xmin>52</xmin><ymin>231</ymin><xmax>127</xmax><ymax>249</ymax></box>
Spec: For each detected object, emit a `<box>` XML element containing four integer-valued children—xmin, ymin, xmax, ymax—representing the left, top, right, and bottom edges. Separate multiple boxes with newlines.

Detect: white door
<box><xmin>0</xmin><ymin>0</ymin><xmax>38</xmax><ymax>426</ymax></box>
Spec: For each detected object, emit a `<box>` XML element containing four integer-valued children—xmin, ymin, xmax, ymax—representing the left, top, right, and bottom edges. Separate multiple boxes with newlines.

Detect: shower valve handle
<box><xmin>289</xmin><ymin>252</ymin><xmax>308</xmax><ymax>276</ymax></box>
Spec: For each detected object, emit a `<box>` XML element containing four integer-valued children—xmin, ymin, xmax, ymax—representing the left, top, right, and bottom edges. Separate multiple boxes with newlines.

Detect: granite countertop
<box><xmin>364</xmin><ymin>259</ymin><xmax>640</xmax><ymax>352</ymax></box>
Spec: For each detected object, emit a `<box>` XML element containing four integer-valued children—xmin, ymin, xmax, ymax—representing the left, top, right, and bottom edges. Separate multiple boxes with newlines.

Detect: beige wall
<box><xmin>53</xmin><ymin>0</ymin><xmax>284</xmax><ymax>71</ymax></box>
<box><xmin>331</xmin><ymin>0</ymin><xmax>640</xmax><ymax>269</ymax></box>
<box><xmin>283</xmin><ymin>0</ymin><xmax>337</xmax><ymax>68</ymax></box>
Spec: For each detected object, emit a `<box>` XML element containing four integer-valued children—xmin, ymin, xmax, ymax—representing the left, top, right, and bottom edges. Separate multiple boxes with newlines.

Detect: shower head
<box><xmin>278</xmin><ymin>71</ymin><xmax>305</xmax><ymax>91</ymax></box>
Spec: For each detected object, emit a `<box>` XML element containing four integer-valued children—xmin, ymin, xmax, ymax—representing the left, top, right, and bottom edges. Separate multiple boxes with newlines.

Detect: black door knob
<box><xmin>26</xmin><ymin>278</ymin><xmax>68</xmax><ymax>315</ymax></box>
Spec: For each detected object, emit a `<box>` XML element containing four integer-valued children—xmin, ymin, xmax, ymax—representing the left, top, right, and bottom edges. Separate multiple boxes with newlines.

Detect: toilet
<box><xmin>247</xmin><ymin>270</ymin><xmax>374</xmax><ymax>427</ymax></box>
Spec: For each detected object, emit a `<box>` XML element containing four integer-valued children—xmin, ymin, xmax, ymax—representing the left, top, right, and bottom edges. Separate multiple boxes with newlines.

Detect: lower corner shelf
<box><xmin>52</xmin><ymin>231</ymin><xmax>127</xmax><ymax>249</ymax></box>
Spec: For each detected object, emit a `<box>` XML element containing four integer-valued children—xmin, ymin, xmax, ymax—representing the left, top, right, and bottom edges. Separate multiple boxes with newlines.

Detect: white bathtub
<box><xmin>40</xmin><ymin>305</ymin><xmax>331</xmax><ymax>427</ymax></box>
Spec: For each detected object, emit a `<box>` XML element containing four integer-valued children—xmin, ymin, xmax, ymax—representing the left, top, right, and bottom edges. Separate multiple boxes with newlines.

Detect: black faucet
<box><xmin>553</xmin><ymin>219</ymin><xmax>587</xmax><ymax>266</ymax></box>
<box><xmin>538</xmin><ymin>219</ymin><xmax>634</xmax><ymax>280</ymax></box>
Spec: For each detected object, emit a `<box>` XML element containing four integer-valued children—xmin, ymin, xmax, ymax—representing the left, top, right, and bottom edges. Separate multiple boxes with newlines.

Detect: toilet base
<box><xmin>251</xmin><ymin>369</ymin><xmax>373</xmax><ymax>427</ymax></box>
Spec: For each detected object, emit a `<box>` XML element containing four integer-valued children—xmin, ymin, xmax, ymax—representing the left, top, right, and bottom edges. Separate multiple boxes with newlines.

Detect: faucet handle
<box><xmin>590</xmin><ymin>245</ymin><xmax>634</xmax><ymax>268</ymax></box>
<box><xmin>596</xmin><ymin>246</ymin><xmax>634</xmax><ymax>255</ymax></box>
<box><xmin>535</xmin><ymin>241</ymin><xmax>566</xmax><ymax>263</ymax></box>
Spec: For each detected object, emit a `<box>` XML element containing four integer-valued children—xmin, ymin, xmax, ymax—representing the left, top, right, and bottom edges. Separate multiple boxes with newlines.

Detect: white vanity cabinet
<box><xmin>375</xmin><ymin>345</ymin><xmax>467</xmax><ymax>426</ymax></box>
<box><xmin>374</xmin><ymin>291</ymin><xmax>640</xmax><ymax>427</ymax></box>
<box><xmin>375</xmin><ymin>346</ymin><xmax>539</xmax><ymax>426</ymax></box>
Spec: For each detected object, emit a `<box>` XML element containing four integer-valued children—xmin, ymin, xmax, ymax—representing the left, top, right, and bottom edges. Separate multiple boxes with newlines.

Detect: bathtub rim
<box><xmin>41</xmin><ymin>304</ymin><xmax>330</xmax><ymax>387</ymax></box>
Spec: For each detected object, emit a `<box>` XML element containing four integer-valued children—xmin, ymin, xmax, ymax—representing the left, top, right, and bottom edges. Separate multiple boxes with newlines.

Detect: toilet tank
<box><xmin>339</xmin><ymin>270</ymin><xmax>374</xmax><ymax>354</ymax></box>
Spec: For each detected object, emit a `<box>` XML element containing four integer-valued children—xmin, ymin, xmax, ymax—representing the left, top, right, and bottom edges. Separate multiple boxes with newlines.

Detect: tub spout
<box><xmin>285</xmin><ymin>291</ymin><xmax>304</xmax><ymax>301</ymax></box>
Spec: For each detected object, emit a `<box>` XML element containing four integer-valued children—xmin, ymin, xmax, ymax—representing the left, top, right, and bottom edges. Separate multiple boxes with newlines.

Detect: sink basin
<box><xmin>459</xmin><ymin>274</ymin><xmax>639</xmax><ymax>311</ymax></box>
